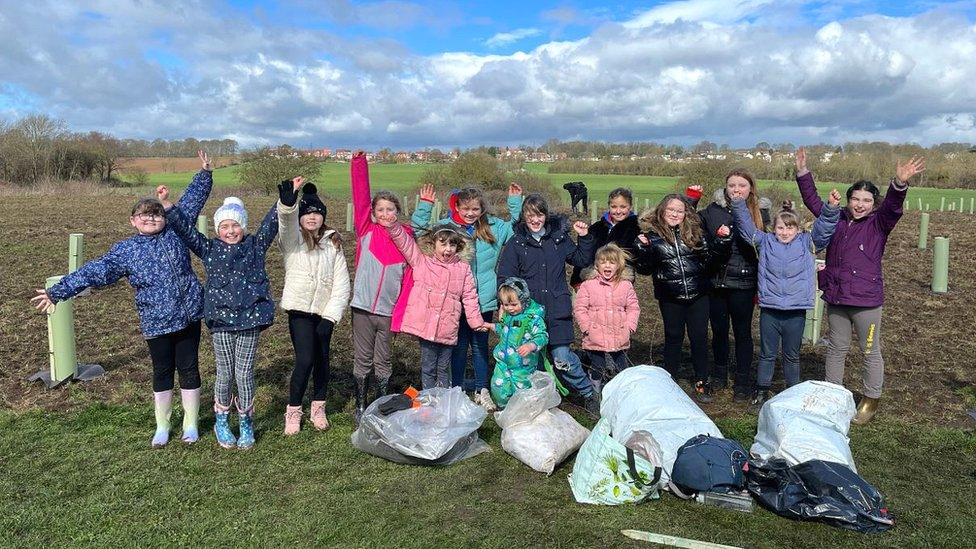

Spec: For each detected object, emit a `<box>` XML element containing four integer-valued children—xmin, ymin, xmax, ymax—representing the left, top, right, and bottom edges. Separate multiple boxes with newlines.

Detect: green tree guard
<box><xmin>46</xmin><ymin>275</ymin><xmax>77</xmax><ymax>384</ymax></box>
<box><xmin>196</xmin><ymin>215</ymin><xmax>208</xmax><ymax>237</ymax></box>
<box><xmin>432</xmin><ymin>200</ymin><xmax>442</xmax><ymax>225</ymax></box>
<box><xmin>68</xmin><ymin>234</ymin><xmax>84</xmax><ymax>272</ymax></box>
<box><xmin>959</xmin><ymin>198</ymin><xmax>964</xmax><ymax>212</ymax></box>
<box><xmin>803</xmin><ymin>261</ymin><xmax>825</xmax><ymax>344</ymax></box>
<box><xmin>918</xmin><ymin>213</ymin><xmax>929</xmax><ymax>249</ymax></box>
<box><xmin>402</xmin><ymin>195</ymin><xmax>409</xmax><ymax>216</ymax></box>
<box><xmin>971</xmin><ymin>197</ymin><xmax>975</xmax><ymax>214</ymax></box>
<box><xmin>590</xmin><ymin>200</ymin><xmax>598</xmax><ymax>223</ymax></box>
<box><xmin>940</xmin><ymin>196</ymin><xmax>945</xmax><ymax>211</ymax></box>
<box><xmin>932</xmin><ymin>237</ymin><xmax>949</xmax><ymax>293</ymax></box>
<box><xmin>917</xmin><ymin>197</ymin><xmax>922</xmax><ymax>210</ymax></box>
<box><xmin>345</xmin><ymin>203</ymin><xmax>353</xmax><ymax>232</ymax></box>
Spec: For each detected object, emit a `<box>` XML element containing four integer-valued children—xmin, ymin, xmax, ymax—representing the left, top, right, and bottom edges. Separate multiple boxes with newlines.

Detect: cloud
<box><xmin>484</xmin><ymin>28</ymin><xmax>542</xmax><ymax>49</ymax></box>
<box><xmin>2</xmin><ymin>0</ymin><xmax>976</xmax><ymax>149</ymax></box>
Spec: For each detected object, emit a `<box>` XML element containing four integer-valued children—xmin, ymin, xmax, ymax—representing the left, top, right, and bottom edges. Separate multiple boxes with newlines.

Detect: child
<box><xmin>349</xmin><ymin>151</ymin><xmax>413</xmax><ymax>422</ymax></box>
<box><xmin>496</xmin><ymin>194</ymin><xmax>599</xmax><ymax>416</ymax></box>
<box><xmin>378</xmin><ymin>215</ymin><xmax>489</xmax><ymax>390</ymax></box>
<box><xmin>633</xmin><ymin>194</ymin><xmax>731</xmax><ymax>403</ymax></box>
<box><xmin>570</xmin><ymin>188</ymin><xmax>641</xmax><ymax>288</ymax></box>
<box><xmin>490</xmin><ymin>277</ymin><xmax>549</xmax><ymax>408</ymax></box>
<box><xmin>573</xmin><ymin>243</ymin><xmax>640</xmax><ymax>390</ymax></box>
<box><xmin>277</xmin><ymin>177</ymin><xmax>351</xmax><ymax>435</ymax></box>
<box><xmin>166</xmin><ymin>195</ymin><xmax>279</xmax><ymax>449</ymax></box>
<box><xmin>410</xmin><ymin>183</ymin><xmax>523</xmax><ymax>410</ymax></box>
<box><xmin>731</xmin><ymin>193</ymin><xmax>841</xmax><ymax>406</ymax></box>
<box><xmin>30</xmin><ymin>151</ymin><xmax>213</xmax><ymax>448</ymax></box>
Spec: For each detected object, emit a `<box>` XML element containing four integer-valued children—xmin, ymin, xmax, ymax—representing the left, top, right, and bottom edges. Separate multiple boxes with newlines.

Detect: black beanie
<box><xmin>299</xmin><ymin>183</ymin><xmax>327</xmax><ymax>219</ymax></box>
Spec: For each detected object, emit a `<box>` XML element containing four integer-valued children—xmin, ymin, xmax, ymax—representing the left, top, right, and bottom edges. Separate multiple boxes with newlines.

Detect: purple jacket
<box><xmin>796</xmin><ymin>171</ymin><xmax>907</xmax><ymax>308</ymax></box>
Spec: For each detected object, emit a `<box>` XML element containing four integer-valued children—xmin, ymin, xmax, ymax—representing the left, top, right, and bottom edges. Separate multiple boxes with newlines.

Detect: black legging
<box><xmin>146</xmin><ymin>320</ymin><xmax>202</xmax><ymax>392</ymax></box>
<box><xmin>287</xmin><ymin>311</ymin><xmax>334</xmax><ymax>406</ymax></box>
<box><xmin>709</xmin><ymin>288</ymin><xmax>755</xmax><ymax>391</ymax></box>
<box><xmin>658</xmin><ymin>295</ymin><xmax>710</xmax><ymax>382</ymax></box>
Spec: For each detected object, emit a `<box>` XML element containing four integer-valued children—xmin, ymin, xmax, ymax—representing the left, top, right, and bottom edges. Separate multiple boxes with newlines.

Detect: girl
<box><xmin>633</xmin><ymin>194</ymin><xmax>731</xmax><ymax>402</ymax></box>
<box><xmin>731</xmin><ymin>193</ymin><xmax>841</xmax><ymax>407</ymax></box>
<box><xmin>410</xmin><ymin>183</ymin><xmax>523</xmax><ymax>410</ymax></box>
<box><xmin>570</xmin><ymin>187</ymin><xmax>641</xmax><ymax>288</ymax></box>
<box><xmin>491</xmin><ymin>277</ymin><xmax>549</xmax><ymax>408</ymax></box>
<box><xmin>378</xmin><ymin>217</ymin><xmax>488</xmax><ymax>389</ymax></box>
<box><xmin>349</xmin><ymin>151</ymin><xmax>413</xmax><ymax>423</ymax></box>
<box><xmin>496</xmin><ymin>194</ymin><xmax>600</xmax><ymax>416</ymax></box>
<box><xmin>573</xmin><ymin>243</ymin><xmax>640</xmax><ymax>391</ymax></box>
<box><xmin>166</xmin><ymin>195</ymin><xmax>279</xmax><ymax>449</ymax></box>
<box><xmin>278</xmin><ymin>177</ymin><xmax>351</xmax><ymax>435</ymax></box>
<box><xmin>30</xmin><ymin>151</ymin><xmax>213</xmax><ymax>448</ymax></box>
<box><xmin>795</xmin><ymin>148</ymin><xmax>924</xmax><ymax>424</ymax></box>
<box><xmin>688</xmin><ymin>171</ymin><xmax>771</xmax><ymax>402</ymax></box>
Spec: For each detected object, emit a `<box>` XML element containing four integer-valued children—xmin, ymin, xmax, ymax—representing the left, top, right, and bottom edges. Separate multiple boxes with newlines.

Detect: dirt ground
<box><xmin>2</xmin><ymin>193</ymin><xmax>974</xmax><ymax>425</ymax></box>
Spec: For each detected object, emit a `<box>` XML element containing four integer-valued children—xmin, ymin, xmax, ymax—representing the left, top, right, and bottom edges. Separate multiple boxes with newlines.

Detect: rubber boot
<box><xmin>309</xmin><ymin>401</ymin><xmax>330</xmax><ymax>431</ymax></box>
<box><xmin>237</xmin><ymin>400</ymin><xmax>255</xmax><ymax>450</ymax></box>
<box><xmin>284</xmin><ymin>405</ymin><xmax>303</xmax><ymax>436</ymax></box>
<box><xmin>213</xmin><ymin>401</ymin><xmax>237</xmax><ymax>449</ymax></box>
<box><xmin>180</xmin><ymin>388</ymin><xmax>200</xmax><ymax>444</ymax></box>
<box><xmin>354</xmin><ymin>377</ymin><xmax>369</xmax><ymax>427</ymax></box>
<box><xmin>375</xmin><ymin>376</ymin><xmax>390</xmax><ymax>399</ymax></box>
<box><xmin>152</xmin><ymin>390</ymin><xmax>173</xmax><ymax>448</ymax></box>
<box><xmin>852</xmin><ymin>396</ymin><xmax>879</xmax><ymax>425</ymax></box>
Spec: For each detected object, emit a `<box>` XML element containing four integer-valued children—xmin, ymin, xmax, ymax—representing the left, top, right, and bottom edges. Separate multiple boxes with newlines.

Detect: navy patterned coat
<box><xmin>166</xmin><ymin>203</ymin><xmax>279</xmax><ymax>332</ymax></box>
<box><xmin>47</xmin><ymin>170</ymin><xmax>213</xmax><ymax>338</ymax></box>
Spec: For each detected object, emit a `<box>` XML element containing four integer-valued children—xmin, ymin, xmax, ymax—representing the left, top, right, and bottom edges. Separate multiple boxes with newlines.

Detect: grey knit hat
<box><xmin>499</xmin><ymin>277</ymin><xmax>532</xmax><ymax>308</ymax></box>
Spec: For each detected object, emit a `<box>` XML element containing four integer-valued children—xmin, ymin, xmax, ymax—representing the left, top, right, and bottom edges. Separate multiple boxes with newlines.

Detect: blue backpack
<box><xmin>669</xmin><ymin>434</ymin><xmax>748</xmax><ymax>497</ymax></box>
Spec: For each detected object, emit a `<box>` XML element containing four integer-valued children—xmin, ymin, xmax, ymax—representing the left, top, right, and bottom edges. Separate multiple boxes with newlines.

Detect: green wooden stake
<box><xmin>345</xmin><ymin>203</ymin><xmax>353</xmax><ymax>232</ymax></box>
<box><xmin>46</xmin><ymin>275</ymin><xmax>77</xmax><ymax>384</ymax></box>
<box><xmin>197</xmin><ymin>215</ymin><xmax>208</xmax><ymax>237</ymax></box>
<box><xmin>68</xmin><ymin>233</ymin><xmax>84</xmax><ymax>272</ymax></box>
<box><xmin>940</xmin><ymin>196</ymin><xmax>945</xmax><ymax>211</ymax></box>
<box><xmin>918</xmin><ymin>213</ymin><xmax>929</xmax><ymax>250</ymax></box>
<box><xmin>932</xmin><ymin>237</ymin><xmax>949</xmax><ymax>293</ymax></box>
<box><xmin>590</xmin><ymin>200</ymin><xmax>598</xmax><ymax>223</ymax></box>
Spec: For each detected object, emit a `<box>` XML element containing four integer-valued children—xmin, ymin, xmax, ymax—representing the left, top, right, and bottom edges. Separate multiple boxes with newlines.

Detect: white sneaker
<box><xmin>477</xmin><ymin>388</ymin><xmax>497</xmax><ymax>412</ymax></box>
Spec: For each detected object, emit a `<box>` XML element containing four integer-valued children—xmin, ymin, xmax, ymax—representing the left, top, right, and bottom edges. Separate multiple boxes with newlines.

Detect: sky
<box><xmin>2</xmin><ymin>0</ymin><xmax>975</xmax><ymax>149</ymax></box>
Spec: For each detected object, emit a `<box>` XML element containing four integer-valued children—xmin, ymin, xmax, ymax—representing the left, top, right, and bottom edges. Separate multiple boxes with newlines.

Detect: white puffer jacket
<box><xmin>277</xmin><ymin>201</ymin><xmax>351</xmax><ymax>322</ymax></box>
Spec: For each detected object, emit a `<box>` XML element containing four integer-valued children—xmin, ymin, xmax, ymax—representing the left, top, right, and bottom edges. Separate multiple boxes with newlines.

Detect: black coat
<box><xmin>693</xmin><ymin>192</ymin><xmax>771</xmax><ymax>291</ymax></box>
<box><xmin>633</xmin><ymin>225</ymin><xmax>731</xmax><ymax>302</ymax></box>
<box><xmin>570</xmin><ymin>213</ymin><xmax>641</xmax><ymax>286</ymax></box>
<box><xmin>497</xmin><ymin>215</ymin><xmax>596</xmax><ymax>346</ymax></box>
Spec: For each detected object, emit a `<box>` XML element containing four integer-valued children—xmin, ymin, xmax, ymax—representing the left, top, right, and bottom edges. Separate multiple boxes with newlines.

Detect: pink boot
<box><xmin>283</xmin><ymin>405</ymin><xmax>303</xmax><ymax>436</ymax></box>
<box><xmin>309</xmin><ymin>400</ymin><xmax>330</xmax><ymax>431</ymax></box>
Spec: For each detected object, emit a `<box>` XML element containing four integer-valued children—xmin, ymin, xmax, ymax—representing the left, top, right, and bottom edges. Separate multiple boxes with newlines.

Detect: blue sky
<box><xmin>2</xmin><ymin>1</ymin><xmax>975</xmax><ymax>148</ymax></box>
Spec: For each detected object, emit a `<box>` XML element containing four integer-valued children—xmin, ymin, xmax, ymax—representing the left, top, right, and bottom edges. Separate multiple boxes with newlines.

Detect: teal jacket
<box><xmin>410</xmin><ymin>194</ymin><xmax>523</xmax><ymax>312</ymax></box>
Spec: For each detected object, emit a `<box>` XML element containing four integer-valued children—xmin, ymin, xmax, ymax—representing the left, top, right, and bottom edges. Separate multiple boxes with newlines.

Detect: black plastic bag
<box><xmin>746</xmin><ymin>458</ymin><xmax>894</xmax><ymax>533</ymax></box>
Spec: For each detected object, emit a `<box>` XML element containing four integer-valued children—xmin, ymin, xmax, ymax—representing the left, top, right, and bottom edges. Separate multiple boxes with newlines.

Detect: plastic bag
<box><xmin>747</xmin><ymin>458</ymin><xmax>894</xmax><ymax>533</ymax></box>
<box><xmin>351</xmin><ymin>386</ymin><xmax>490</xmax><ymax>466</ymax></box>
<box><xmin>600</xmin><ymin>365</ymin><xmax>723</xmax><ymax>483</ymax></box>
<box><xmin>494</xmin><ymin>372</ymin><xmax>589</xmax><ymax>474</ymax></box>
<box><xmin>751</xmin><ymin>380</ymin><xmax>857</xmax><ymax>472</ymax></box>
<box><xmin>569</xmin><ymin>418</ymin><xmax>664</xmax><ymax>505</ymax></box>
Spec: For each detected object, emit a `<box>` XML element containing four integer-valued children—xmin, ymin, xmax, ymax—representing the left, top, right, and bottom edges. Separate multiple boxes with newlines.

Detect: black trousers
<box><xmin>288</xmin><ymin>311</ymin><xmax>334</xmax><ymax>406</ymax></box>
<box><xmin>146</xmin><ymin>320</ymin><xmax>202</xmax><ymax>392</ymax></box>
<box><xmin>709</xmin><ymin>287</ymin><xmax>756</xmax><ymax>391</ymax></box>
<box><xmin>658</xmin><ymin>295</ymin><xmax>710</xmax><ymax>382</ymax></box>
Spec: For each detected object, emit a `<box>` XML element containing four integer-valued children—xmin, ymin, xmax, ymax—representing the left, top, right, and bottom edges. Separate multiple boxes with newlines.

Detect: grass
<box><xmin>2</xmin><ymin>405</ymin><xmax>974</xmax><ymax>548</ymax></box>
<box><xmin>149</xmin><ymin>162</ymin><xmax>976</xmax><ymax>213</ymax></box>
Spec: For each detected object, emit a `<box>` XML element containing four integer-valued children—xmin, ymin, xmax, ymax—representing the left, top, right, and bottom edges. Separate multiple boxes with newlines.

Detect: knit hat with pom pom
<box><xmin>214</xmin><ymin>197</ymin><xmax>248</xmax><ymax>232</ymax></box>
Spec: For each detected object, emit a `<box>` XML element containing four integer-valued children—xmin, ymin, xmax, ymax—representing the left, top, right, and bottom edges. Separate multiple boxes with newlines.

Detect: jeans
<box><xmin>659</xmin><ymin>295</ymin><xmax>710</xmax><ymax>382</ymax></box>
<box><xmin>451</xmin><ymin>311</ymin><xmax>494</xmax><ymax>391</ymax></box>
<box><xmin>420</xmin><ymin>339</ymin><xmax>453</xmax><ymax>389</ymax></box>
<box><xmin>757</xmin><ymin>308</ymin><xmax>805</xmax><ymax>389</ymax></box>
<box><xmin>146</xmin><ymin>320</ymin><xmax>202</xmax><ymax>392</ymax></box>
<box><xmin>550</xmin><ymin>345</ymin><xmax>594</xmax><ymax>398</ymax></box>
<box><xmin>585</xmin><ymin>350</ymin><xmax>629</xmax><ymax>382</ymax></box>
<box><xmin>287</xmin><ymin>311</ymin><xmax>333</xmax><ymax>406</ymax></box>
<box><xmin>709</xmin><ymin>288</ymin><xmax>756</xmax><ymax>390</ymax></box>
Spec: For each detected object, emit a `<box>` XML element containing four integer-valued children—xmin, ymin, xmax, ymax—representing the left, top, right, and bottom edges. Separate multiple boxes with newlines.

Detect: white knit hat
<box><xmin>213</xmin><ymin>197</ymin><xmax>248</xmax><ymax>232</ymax></box>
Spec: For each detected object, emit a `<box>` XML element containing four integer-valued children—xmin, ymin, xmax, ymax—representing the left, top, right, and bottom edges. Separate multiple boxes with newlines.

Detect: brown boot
<box><xmin>852</xmin><ymin>396</ymin><xmax>879</xmax><ymax>425</ymax></box>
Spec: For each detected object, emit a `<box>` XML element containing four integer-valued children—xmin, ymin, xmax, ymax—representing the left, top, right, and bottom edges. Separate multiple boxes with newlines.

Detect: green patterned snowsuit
<box><xmin>490</xmin><ymin>300</ymin><xmax>549</xmax><ymax>407</ymax></box>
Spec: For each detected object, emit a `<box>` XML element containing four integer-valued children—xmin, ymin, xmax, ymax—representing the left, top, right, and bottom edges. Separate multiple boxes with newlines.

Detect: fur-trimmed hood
<box><xmin>580</xmin><ymin>265</ymin><xmax>635</xmax><ymax>283</ymax></box>
<box><xmin>417</xmin><ymin>225</ymin><xmax>474</xmax><ymax>263</ymax></box>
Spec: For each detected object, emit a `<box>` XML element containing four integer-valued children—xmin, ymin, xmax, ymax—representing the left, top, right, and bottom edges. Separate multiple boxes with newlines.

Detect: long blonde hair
<box><xmin>649</xmin><ymin>194</ymin><xmax>704</xmax><ymax>249</ymax></box>
<box><xmin>594</xmin><ymin>243</ymin><xmax>631</xmax><ymax>283</ymax></box>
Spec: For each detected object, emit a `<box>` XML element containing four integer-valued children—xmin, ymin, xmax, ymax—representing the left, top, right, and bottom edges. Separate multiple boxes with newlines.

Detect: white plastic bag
<box><xmin>751</xmin><ymin>380</ymin><xmax>857</xmax><ymax>471</ymax></box>
<box><xmin>493</xmin><ymin>372</ymin><xmax>590</xmax><ymax>474</ymax></box>
<box><xmin>351</xmin><ymin>386</ymin><xmax>490</xmax><ymax>466</ymax></box>
<box><xmin>569</xmin><ymin>419</ymin><xmax>664</xmax><ymax>504</ymax></box>
<box><xmin>600</xmin><ymin>365</ymin><xmax>723</xmax><ymax>483</ymax></box>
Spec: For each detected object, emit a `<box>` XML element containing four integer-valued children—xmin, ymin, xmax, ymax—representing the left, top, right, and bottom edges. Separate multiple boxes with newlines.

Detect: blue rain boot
<box><xmin>237</xmin><ymin>401</ymin><xmax>255</xmax><ymax>450</ymax></box>
<box><xmin>213</xmin><ymin>401</ymin><xmax>237</xmax><ymax>449</ymax></box>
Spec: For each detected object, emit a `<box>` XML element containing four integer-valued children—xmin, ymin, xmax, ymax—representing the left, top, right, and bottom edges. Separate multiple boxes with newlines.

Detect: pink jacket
<box><xmin>349</xmin><ymin>154</ymin><xmax>413</xmax><ymax>331</ymax></box>
<box><xmin>573</xmin><ymin>267</ymin><xmax>640</xmax><ymax>352</ymax></box>
<box><xmin>387</xmin><ymin>222</ymin><xmax>485</xmax><ymax>345</ymax></box>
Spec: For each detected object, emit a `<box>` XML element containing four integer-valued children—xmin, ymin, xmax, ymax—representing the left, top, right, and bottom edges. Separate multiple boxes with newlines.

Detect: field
<box><xmin>2</xmin><ymin>189</ymin><xmax>976</xmax><ymax>547</ymax></box>
<box><xmin>147</xmin><ymin>161</ymin><xmax>976</xmax><ymax>212</ymax></box>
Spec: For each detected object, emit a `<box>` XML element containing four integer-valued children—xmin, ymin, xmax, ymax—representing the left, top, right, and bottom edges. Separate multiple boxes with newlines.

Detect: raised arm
<box><xmin>566</xmin><ymin>221</ymin><xmax>596</xmax><ymax>268</ymax></box>
<box><xmin>166</xmin><ymin>205</ymin><xmax>209</xmax><ymax>258</ymax></box>
<box><xmin>876</xmin><ymin>156</ymin><xmax>924</xmax><ymax>234</ymax></box>
<box><xmin>277</xmin><ymin>177</ymin><xmax>303</xmax><ymax>253</ymax></box>
<box><xmin>730</xmin><ymin>198</ymin><xmax>764</xmax><ymax>246</ymax></box>
<box><xmin>813</xmin><ymin>204</ymin><xmax>841</xmax><ymax>251</ymax></box>
<box><xmin>795</xmin><ymin>148</ymin><xmax>824</xmax><ymax>217</ymax></box>
<box><xmin>175</xmin><ymin>150</ymin><xmax>215</xmax><ymax>219</ymax></box>
<box><xmin>384</xmin><ymin>220</ymin><xmax>423</xmax><ymax>267</ymax></box>
<box><xmin>506</xmin><ymin>183</ymin><xmax>524</xmax><ymax>225</ymax></box>
<box><xmin>350</xmin><ymin>151</ymin><xmax>372</xmax><ymax>236</ymax></box>
<box><xmin>255</xmin><ymin>203</ymin><xmax>280</xmax><ymax>253</ymax></box>
<box><xmin>409</xmin><ymin>184</ymin><xmax>435</xmax><ymax>231</ymax></box>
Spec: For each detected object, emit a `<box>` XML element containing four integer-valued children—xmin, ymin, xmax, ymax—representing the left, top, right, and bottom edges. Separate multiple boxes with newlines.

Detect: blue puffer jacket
<box><xmin>731</xmin><ymin>198</ymin><xmax>840</xmax><ymax>310</ymax></box>
<box><xmin>496</xmin><ymin>215</ymin><xmax>596</xmax><ymax>346</ymax></box>
<box><xmin>410</xmin><ymin>193</ymin><xmax>523</xmax><ymax>312</ymax></box>
<box><xmin>47</xmin><ymin>170</ymin><xmax>213</xmax><ymax>338</ymax></box>
<box><xmin>166</xmin><ymin>203</ymin><xmax>279</xmax><ymax>332</ymax></box>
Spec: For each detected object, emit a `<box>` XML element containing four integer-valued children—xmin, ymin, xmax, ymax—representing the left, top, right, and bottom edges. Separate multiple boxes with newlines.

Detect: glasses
<box><xmin>135</xmin><ymin>213</ymin><xmax>162</xmax><ymax>221</ymax></box>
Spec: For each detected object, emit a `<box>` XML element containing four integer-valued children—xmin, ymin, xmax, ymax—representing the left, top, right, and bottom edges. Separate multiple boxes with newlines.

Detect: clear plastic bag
<box><xmin>351</xmin><ymin>386</ymin><xmax>490</xmax><ymax>466</ymax></box>
<box><xmin>493</xmin><ymin>372</ymin><xmax>589</xmax><ymax>474</ymax></box>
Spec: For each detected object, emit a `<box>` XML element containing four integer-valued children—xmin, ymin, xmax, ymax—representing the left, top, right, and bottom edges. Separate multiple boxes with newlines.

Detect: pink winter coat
<box><xmin>573</xmin><ymin>267</ymin><xmax>640</xmax><ymax>352</ymax></box>
<box><xmin>387</xmin><ymin>222</ymin><xmax>485</xmax><ymax>345</ymax></box>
